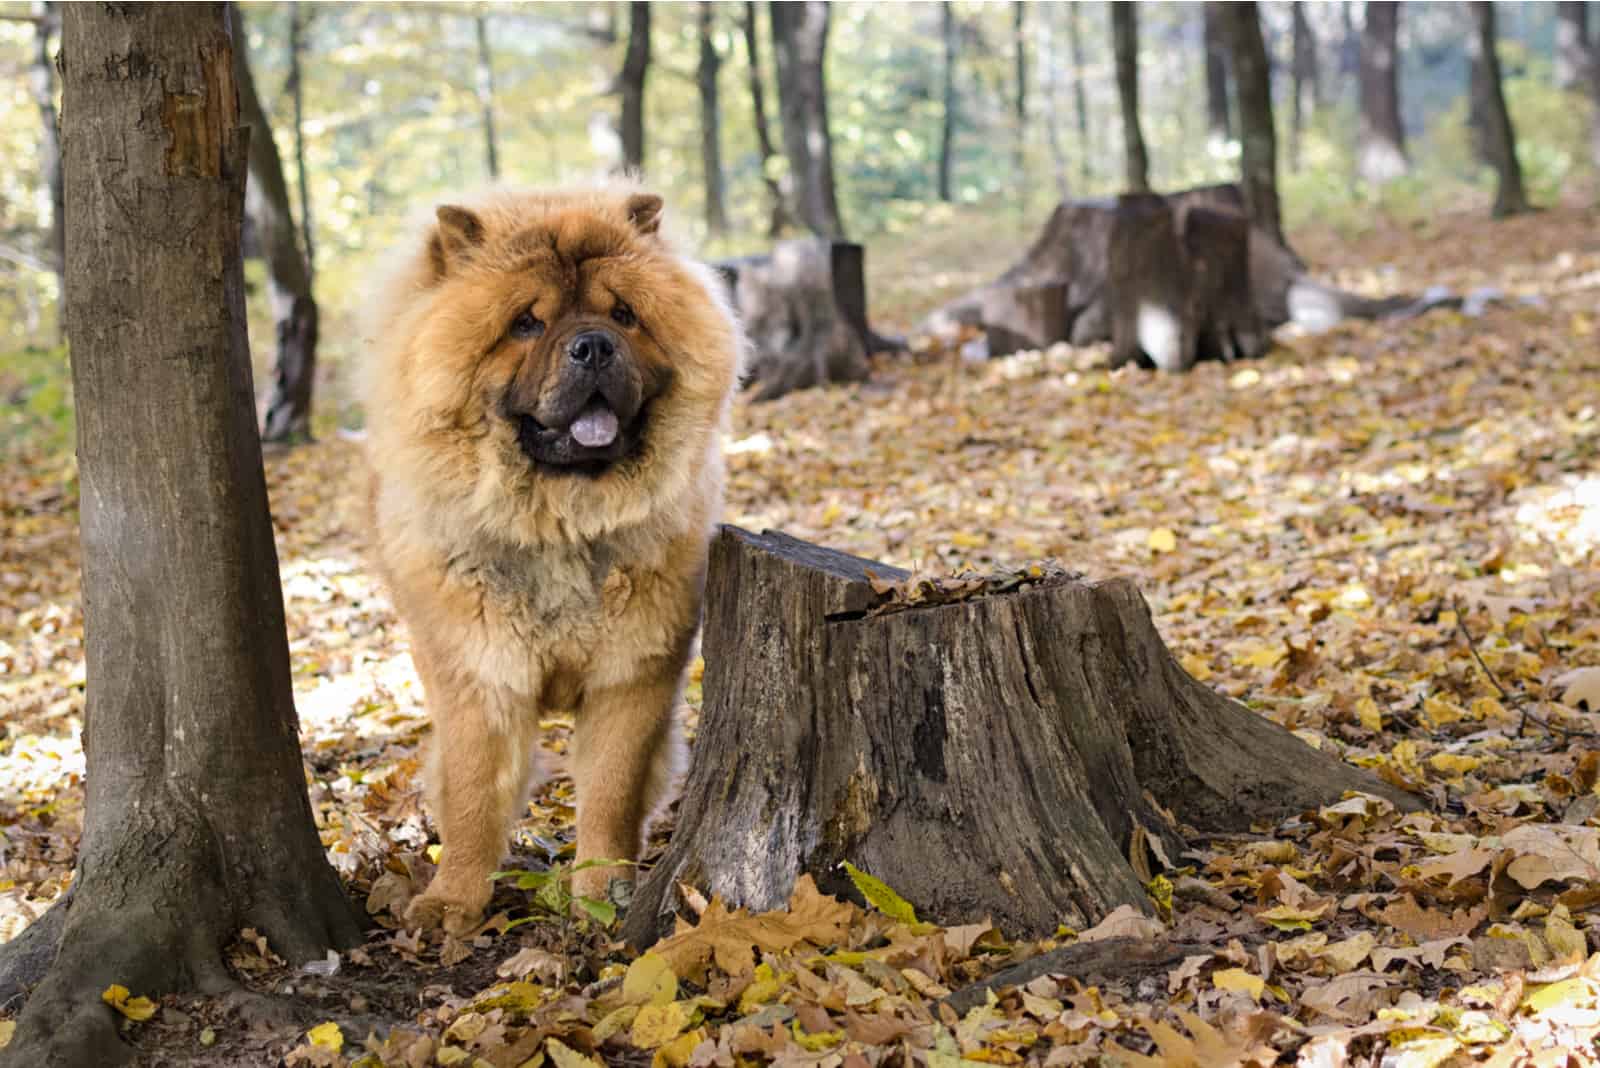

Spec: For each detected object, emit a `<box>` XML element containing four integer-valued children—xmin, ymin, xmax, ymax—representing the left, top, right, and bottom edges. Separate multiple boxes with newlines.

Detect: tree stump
<box><xmin>1175</xmin><ymin>204</ymin><xmax>1267</xmax><ymax>363</ymax></box>
<box><xmin>981</xmin><ymin>281</ymin><xmax>1069</xmax><ymax>358</ymax></box>
<box><xmin>623</xmin><ymin>528</ymin><xmax>1418</xmax><ymax>947</ymax></box>
<box><xmin>1107</xmin><ymin>194</ymin><xmax>1195</xmax><ymax>372</ymax></box>
<box><xmin>716</xmin><ymin>238</ymin><xmax>893</xmax><ymax>402</ymax></box>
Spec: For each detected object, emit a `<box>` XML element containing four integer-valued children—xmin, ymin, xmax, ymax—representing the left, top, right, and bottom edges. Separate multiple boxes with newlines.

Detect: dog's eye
<box><xmin>510</xmin><ymin>310</ymin><xmax>544</xmax><ymax>339</ymax></box>
<box><xmin>611</xmin><ymin>302</ymin><xmax>637</xmax><ymax>329</ymax></box>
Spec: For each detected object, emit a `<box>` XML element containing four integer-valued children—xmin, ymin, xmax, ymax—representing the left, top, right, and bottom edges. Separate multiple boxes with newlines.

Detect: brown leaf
<box><xmin>1375</xmin><ymin>896</ymin><xmax>1487</xmax><ymax>942</ymax></box>
<box><xmin>649</xmin><ymin>875</ymin><xmax>854</xmax><ymax>982</ymax></box>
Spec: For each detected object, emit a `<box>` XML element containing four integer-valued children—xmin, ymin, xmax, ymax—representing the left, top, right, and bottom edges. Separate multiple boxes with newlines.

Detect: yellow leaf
<box><xmin>101</xmin><ymin>984</ymin><xmax>158</xmax><ymax>1023</ymax></box>
<box><xmin>435</xmin><ymin>1047</ymin><xmax>471</xmax><ymax>1066</ymax></box>
<box><xmin>546</xmin><ymin>1037</ymin><xmax>605</xmax><ymax>1068</ymax></box>
<box><xmin>1147</xmin><ymin>527</ymin><xmax>1177</xmax><ymax>553</ymax></box>
<box><xmin>820</xmin><ymin>502</ymin><xmax>843</xmax><ymax>525</ymax></box>
<box><xmin>427</xmin><ymin>843</ymin><xmax>444</xmax><ymax>864</ymax></box>
<box><xmin>791</xmin><ymin>1021</ymin><xmax>845</xmax><ymax>1051</ymax></box>
<box><xmin>632</xmin><ymin>1001</ymin><xmax>690</xmax><ymax>1049</ymax></box>
<box><xmin>1429</xmin><ymin>753</ymin><xmax>1480</xmax><ymax>778</ymax></box>
<box><xmin>738</xmin><ymin>963</ymin><xmax>784</xmax><ymax>1013</ymax></box>
<box><xmin>651</xmin><ymin>1028</ymin><xmax>707</xmax><ymax>1068</ymax></box>
<box><xmin>622</xmin><ymin>952</ymin><xmax>678</xmax><ymax>1007</ymax></box>
<box><xmin>1357</xmin><ymin>696</ymin><xmax>1384</xmax><ymax>732</ymax></box>
<box><xmin>1212</xmin><ymin>967</ymin><xmax>1264</xmax><ymax>1001</ymax></box>
<box><xmin>1522</xmin><ymin>977</ymin><xmax>1597</xmax><ymax>1014</ymax></box>
<box><xmin>1179</xmin><ymin>654</ymin><xmax>1212</xmax><ymax>681</ymax></box>
<box><xmin>842</xmin><ymin>861</ymin><xmax>918</xmax><ymax>924</ymax></box>
<box><xmin>1421</xmin><ymin>696</ymin><xmax>1465</xmax><ymax>727</ymax></box>
<box><xmin>951</xmin><ymin>531</ymin><xmax>987</xmax><ymax>549</ymax></box>
<box><xmin>0</xmin><ymin>1021</ymin><xmax>13</xmax><ymax>1049</ymax></box>
<box><xmin>306</xmin><ymin>1021</ymin><xmax>343</xmax><ymax>1052</ymax></box>
<box><xmin>1237</xmin><ymin>645</ymin><xmax>1285</xmax><ymax>670</ymax></box>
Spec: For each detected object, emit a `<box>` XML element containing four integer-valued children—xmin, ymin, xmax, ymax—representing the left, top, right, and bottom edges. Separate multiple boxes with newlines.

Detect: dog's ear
<box><xmin>428</xmin><ymin>205</ymin><xmax>486</xmax><ymax>279</ymax></box>
<box><xmin>626</xmin><ymin>193</ymin><xmax>663</xmax><ymax>236</ymax></box>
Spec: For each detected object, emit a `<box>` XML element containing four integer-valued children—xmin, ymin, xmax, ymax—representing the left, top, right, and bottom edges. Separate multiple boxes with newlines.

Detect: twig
<box><xmin>1452</xmin><ymin>600</ymin><xmax>1596</xmax><ymax>741</ymax></box>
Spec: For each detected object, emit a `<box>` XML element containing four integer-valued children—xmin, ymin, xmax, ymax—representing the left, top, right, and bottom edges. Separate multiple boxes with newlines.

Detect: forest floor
<box><xmin>1</xmin><ymin>201</ymin><xmax>1599</xmax><ymax>1066</ymax></box>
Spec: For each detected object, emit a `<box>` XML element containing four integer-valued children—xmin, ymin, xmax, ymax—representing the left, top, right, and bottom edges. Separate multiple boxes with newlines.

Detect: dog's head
<box><xmin>368</xmin><ymin>187</ymin><xmax>740</xmax><ymax>544</ymax></box>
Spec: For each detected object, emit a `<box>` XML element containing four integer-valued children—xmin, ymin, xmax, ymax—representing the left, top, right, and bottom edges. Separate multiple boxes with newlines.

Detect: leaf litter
<box><xmin>0</xmin><ymin>205</ymin><xmax>1597</xmax><ymax>1064</ymax></box>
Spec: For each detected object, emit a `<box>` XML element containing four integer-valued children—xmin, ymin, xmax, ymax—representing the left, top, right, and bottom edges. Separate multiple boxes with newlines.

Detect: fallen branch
<box><xmin>942</xmin><ymin>938</ymin><xmax>1214</xmax><ymax>1015</ymax></box>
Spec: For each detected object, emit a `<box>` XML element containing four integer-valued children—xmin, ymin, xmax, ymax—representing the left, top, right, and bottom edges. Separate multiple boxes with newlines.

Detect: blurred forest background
<box><xmin>2</xmin><ymin>0</ymin><xmax>1598</xmax><ymax>449</ymax></box>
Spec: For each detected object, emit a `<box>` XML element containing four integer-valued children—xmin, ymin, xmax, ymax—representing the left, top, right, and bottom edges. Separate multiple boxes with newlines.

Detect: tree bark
<box><xmin>233</xmin><ymin>4</ymin><xmax>320</xmax><ymax>444</ymax></box>
<box><xmin>716</xmin><ymin>239</ymin><xmax>872</xmax><ymax>401</ymax></box>
<box><xmin>1110</xmin><ymin>2</ymin><xmax>1150</xmax><ymax>194</ymax></box>
<box><xmin>1012</xmin><ymin>1</ymin><xmax>1027</xmax><ymax>191</ymax></box>
<box><xmin>938</xmin><ymin>1</ymin><xmax>957</xmax><ymax>202</ymax></box>
<box><xmin>287</xmin><ymin>6</ymin><xmax>314</xmax><ymax>282</ymax></box>
<box><xmin>28</xmin><ymin>0</ymin><xmax>63</xmax><ymax>319</ymax></box>
<box><xmin>474</xmin><ymin>10</ymin><xmax>500</xmax><ymax>179</ymax></box>
<box><xmin>1289</xmin><ymin>2</ymin><xmax>1320</xmax><ymax>171</ymax></box>
<box><xmin>620</xmin><ymin>1</ymin><xmax>650</xmax><ymax>173</ymax></box>
<box><xmin>1469</xmin><ymin>2</ymin><xmax>1530</xmax><ymax>217</ymax></box>
<box><xmin>623</xmin><ymin>529</ymin><xmax>1417</xmax><ymax>947</ymax></box>
<box><xmin>1202</xmin><ymin>2</ymin><xmax>1233</xmax><ymax>143</ymax></box>
<box><xmin>770</xmin><ymin>0</ymin><xmax>845</xmax><ymax>237</ymax></box>
<box><xmin>1067</xmin><ymin>1</ymin><xmax>1090</xmax><ymax>186</ymax></box>
<box><xmin>1357</xmin><ymin>1</ymin><xmax>1409</xmax><ymax>185</ymax></box>
<box><xmin>1225</xmin><ymin>2</ymin><xmax>1286</xmax><ymax>248</ymax></box>
<box><xmin>1556</xmin><ymin>1</ymin><xmax>1591</xmax><ymax>91</ymax></box>
<box><xmin>2</xmin><ymin>6</ymin><xmax>362</xmax><ymax>1064</ymax></box>
<box><xmin>742</xmin><ymin>1</ymin><xmax>792</xmax><ymax>236</ymax></box>
<box><xmin>698</xmin><ymin>2</ymin><xmax>729</xmax><ymax>236</ymax></box>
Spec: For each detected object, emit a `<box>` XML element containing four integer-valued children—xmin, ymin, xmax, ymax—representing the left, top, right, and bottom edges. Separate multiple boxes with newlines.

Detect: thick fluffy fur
<box><xmin>363</xmin><ymin>186</ymin><xmax>739</xmax><ymax>933</ymax></box>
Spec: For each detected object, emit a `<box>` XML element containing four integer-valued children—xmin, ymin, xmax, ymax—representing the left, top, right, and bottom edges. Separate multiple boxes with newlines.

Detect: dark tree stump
<box><xmin>716</xmin><ymin>238</ymin><xmax>894</xmax><ymax>402</ymax></box>
<box><xmin>1176</xmin><ymin>205</ymin><xmax>1266</xmax><ymax>363</ymax></box>
<box><xmin>981</xmin><ymin>281</ymin><xmax>1069</xmax><ymax>357</ymax></box>
<box><xmin>623</xmin><ymin>528</ymin><xmax>1418</xmax><ymax>947</ymax></box>
<box><xmin>1108</xmin><ymin>194</ymin><xmax>1195</xmax><ymax>372</ymax></box>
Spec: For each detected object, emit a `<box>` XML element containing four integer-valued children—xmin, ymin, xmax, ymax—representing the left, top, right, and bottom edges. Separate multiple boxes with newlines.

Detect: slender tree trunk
<box><xmin>938</xmin><ymin>1</ymin><xmax>956</xmax><ymax>202</ymax></box>
<box><xmin>1068</xmin><ymin>1</ymin><xmax>1090</xmax><ymax>186</ymax></box>
<box><xmin>698</xmin><ymin>1</ymin><xmax>729</xmax><ymax>236</ymax></box>
<box><xmin>1592</xmin><ymin>11</ymin><xmax>1600</xmax><ymax>167</ymax></box>
<box><xmin>620</xmin><ymin>1</ymin><xmax>651</xmax><ymax>173</ymax></box>
<box><xmin>1289</xmin><ymin>1</ymin><xmax>1319</xmax><ymax>171</ymax></box>
<box><xmin>1468</xmin><ymin>16</ymin><xmax>1494</xmax><ymax>164</ymax></box>
<box><xmin>28</xmin><ymin>0</ymin><xmax>64</xmax><ymax>336</ymax></box>
<box><xmin>1226</xmin><ymin>3</ymin><xmax>1285</xmax><ymax>247</ymax></box>
<box><xmin>1357</xmin><ymin>1</ymin><xmax>1409</xmax><ymax>185</ymax></box>
<box><xmin>1556</xmin><ymin>1</ymin><xmax>1591</xmax><ymax>90</ymax></box>
<box><xmin>1202</xmin><ymin>2</ymin><xmax>1232</xmax><ymax>142</ymax></box>
<box><xmin>287</xmin><ymin>7</ymin><xmax>314</xmax><ymax>282</ymax></box>
<box><xmin>474</xmin><ymin>10</ymin><xmax>500</xmax><ymax>179</ymax></box>
<box><xmin>1469</xmin><ymin>2</ymin><xmax>1530</xmax><ymax>217</ymax></box>
<box><xmin>1110</xmin><ymin>2</ymin><xmax>1150</xmax><ymax>193</ymax></box>
<box><xmin>1339</xmin><ymin>0</ymin><xmax>1360</xmax><ymax>79</ymax></box>
<box><xmin>770</xmin><ymin>0</ymin><xmax>845</xmax><ymax>237</ymax></box>
<box><xmin>234</xmin><ymin>4</ymin><xmax>320</xmax><ymax>444</ymax></box>
<box><xmin>1012</xmin><ymin>1</ymin><xmax>1027</xmax><ymax>190</ymax></box>
<box><xmin>0</xmin><ymin>7</ymin><xmax>362</xmax><ymax>1063</ymax></box>
<box><xmin>742</xmin><ymin>1</ymin><xmax>792</xmax><ymax>236</ymax></box>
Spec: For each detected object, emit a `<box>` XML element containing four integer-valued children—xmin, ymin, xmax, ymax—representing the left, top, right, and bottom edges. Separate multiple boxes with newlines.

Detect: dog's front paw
<box><xmin>404</xmin><ymin>887</ymin><xmax>488</xmax><ymax>936</ymax></box>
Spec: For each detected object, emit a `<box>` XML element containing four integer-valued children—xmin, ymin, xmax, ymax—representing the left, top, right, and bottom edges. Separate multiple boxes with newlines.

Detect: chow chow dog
<box><xmin>363</xmin><ymin>186</ymin><xmax>740</xmax><ymax>933</ymax></box>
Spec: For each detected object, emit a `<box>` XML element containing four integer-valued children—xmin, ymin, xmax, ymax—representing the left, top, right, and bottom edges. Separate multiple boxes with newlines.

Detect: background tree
<box><xmin>474</xmin><ymin>8</ymin><xmax>500</xmax><ymax>179</ymax></box>
<box><xmin>1469</xmin><ymin>1</ymin><xmax>1530</xmax><ymax>217</ymax></box>
<box><xmin>770</xmin><ymin>0</ymin><xmax>845</xmax><ymax>237</ymax></box>
<box><xmin>1110</xmin><ymin>1</ymin><xmax>1150</xmax><ymax>193</ymax></box>
<box><xmin>1556</xmin><ymin>1</ymin><xmax>1591</xmax><ymax>91</ymax></box>
<box><xmin>234</xmin><ymin>4</ymin><xmax>321</xmax><ymax>444</ymax></box>
<box><xmin>1289</xmin><ymin>2</ymin><xmax>1320</xmax><ymax>172</ymax></box>
<box><xmin>286</xmin><ymin>7</ymin><xmax>315</xmax><ymax>279</ymax></box>
<box><xmin>741</xmin><ymin>1</ymin><xmax>792</xmax><ymax>236</ymax></box>
<box><xmin>0</xmin><ymin>5</ymin><xmax>362</xmax><ymax>1062</ymax></box>
<box><xmin>26</xmin><ymin>1</ymin><xmax>62</xmax><ymax>316</ymax></box>
<box><xmin>1202</xmin><ymin>3</ymin><xmax>1232</xmax><ymax>144</ymax></box>
<box><xmin>1358</xmin><ymin>0</ymin><xmax>1410</xmax><ymax>185</ymax></box>
<box><xmin>1011</xmin><ymin>1</ymin><xmax>1026</xmax><ymax>191</ymax></box>
<box><xmin>938</xmin><ymin>1</ymin><xmax>956</xmax><ymax>203</ymax></box>
<box><xmin>620</xmin><ymin>1</ymin><xmax>650</xmax><ymax>173</ymax></box>
<box><xmin>1226</xmin><ymin>3</ymin><xmax>1285</xmax><ymax>248</ymax></box>
<box><xmin>698</xmin><ymin>1</ymin><xmax>729</xmax><ymax>236</ymax></box>
<box><xmin>1067</xmin><ymin>2</ymin><xmax>1090</xmax><ymax>186</ymax></box>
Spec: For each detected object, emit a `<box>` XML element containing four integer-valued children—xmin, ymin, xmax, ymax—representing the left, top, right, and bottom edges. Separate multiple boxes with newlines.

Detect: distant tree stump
<box><xmin>1176</xmin><ymin>204</ymin><xmax>1267</xmax><ymax>362</ymax></box>
<box><xmin>716</xmin><ymin>238</ymin><xmax>893</xmax><ymax>402</ymax></box>
<box><xmin>623</xmin><ymin>528</ymin><xmax>1418</xmax><ymax>946</ymax></box>
<box><xmin>1107</xmin><ymin>194</ymin><xmax>1196</xmax><ymax>371</ymax></box>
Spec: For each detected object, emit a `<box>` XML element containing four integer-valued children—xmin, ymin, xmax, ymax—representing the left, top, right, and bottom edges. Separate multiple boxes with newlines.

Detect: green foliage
<box><xmin>492</xmin><ymin>858</ymin><xmax>628</xmax><ymax>929</ymax></box>
<box><xmin>0</xmin><ymin>344</ymin><xmax>73</xmax><ymax>468</ymax></box>
<box><xmin>841</xmin><ymin>861</ymin><xmax>918</xmax><ymax>924</ymax></box>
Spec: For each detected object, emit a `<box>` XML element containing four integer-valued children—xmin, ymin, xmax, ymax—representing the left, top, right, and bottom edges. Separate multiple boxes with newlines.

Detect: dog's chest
<box><xmin>452</xmin><ymin>540</ymin><xmax>627</xmax><ymax>635</ymax></box>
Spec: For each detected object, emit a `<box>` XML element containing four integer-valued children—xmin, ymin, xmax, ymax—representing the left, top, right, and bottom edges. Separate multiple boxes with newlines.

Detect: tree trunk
<box><xmin>1110</xmin><ymin>2</ymin><xmax>1150</xmax><ymax>194</ymax></box>
<box><xmin>623</xmin><ymin>528</ymin><xmax>1416</xmax><ymax>947</ymax></box>
<box><xmin>938</xmin><ymin>1</ymin><xmax>956</xmax><ymax>202</ymax></box>
<box><xmin>716</xmin><ymin>239</ymin><xmax>873</xmax><ymax>401</ymax></box>
<box><xmin>1202</xmin><ymin>2</ymin><xmax>1233</xmax><ymax>143</ymax></box>
<box><xmin>1469</xmin><ymin>2</ymin><xmax>1530</xmax><ymax>217</ymax></box>
<box><xmin>698</xmin><ymin>2</ymin><xmax>729</xmax><ymax>236</ymax></box>
<box><xmin>28</xmin><ymin>0</ymin><xmax>63</xmax><ymax>323</ymax></box>
<box><xmin>287</xmin><ymin>6</ymin><xmax>314</xmax><ymax>283</ymax></box>
<box><xmin>1067</xmin><ymin>1</ymin><xmax>1090</xmax><ymax>186</ymax></box>
<box><xmin>1225</xmin><ymin>2</ymin><xmax>1286</xmax><ymax>248</ymax></box>
<box><xmin>742</xmin><ymin>1</ymin><xmax>793</xmax><ymax>236</ymax></box>
<box><xmin>770</xmin><ymin>0</ymin><xmax>844</xmax><ymax>237</ymax></box>
<box><xmin>1289</xmin><ymin>2</ymin><xmax>1320</xmax><ymax>171</ymax></box>
<box><xmin>1592</xmin><ymin>9</ymin><xmax>1600</xmax><ymax>168</ymax></box>
<box><xmin>620</xmin><ymin>1</ymin><xmax>650</xmax><ymax>173</ymax></box>
<box><xmin>1556</xmin><ymin>1</ymin><xmax>1591</xmax><ymax>91</ymax></box>
<box><xmin>1357</xmin><ymin>1</ymin><xmax>1409</xmax><ymax>185</ymax></box>
<box><xmin>1012</xmin><ymin>1</ymin><xmax>1027</xmax><ymax>191</ymax></box>
<box><xmin>1042</xmin><ymin>8</ymin><xmax>1069</xmax><ymax>197</ymax></box>
<box><xmin>1</xmin><ymin>6</ymin><xmax>362</xmax><ymax>1063</ymax></box>
<box><xmin>233</xmin><ymin>5</ymin><xmax>320</xmax><ymax>445</ymax></box>
<box><xmin>474</xmin><ymin>10</ymin><xmax>500</xmax><ymax>179</ymax></box>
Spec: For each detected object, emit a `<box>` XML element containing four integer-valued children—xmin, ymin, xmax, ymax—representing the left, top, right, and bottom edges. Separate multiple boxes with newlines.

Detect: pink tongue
<box><xmin>570</xmin><ymin>403</ymin><xmax>619</xmax><ymax>448</ymax></box>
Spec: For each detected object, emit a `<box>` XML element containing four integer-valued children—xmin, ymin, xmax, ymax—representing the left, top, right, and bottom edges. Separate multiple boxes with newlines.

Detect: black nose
<box><xmin>568</xmin><ymin>330</ymin><xmax>616</xmax><ymax>368</ymax></box>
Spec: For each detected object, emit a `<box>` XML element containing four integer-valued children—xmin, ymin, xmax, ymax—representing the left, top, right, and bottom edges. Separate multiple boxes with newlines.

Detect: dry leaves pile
<box><xmin>0</xmin><ymin>205</ymin><xmax>1598</xmax><ymax>1065</ymax></box>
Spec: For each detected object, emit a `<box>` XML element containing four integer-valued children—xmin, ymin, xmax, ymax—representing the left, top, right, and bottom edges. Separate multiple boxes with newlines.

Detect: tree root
<box><xmin>943</xmin><ymin>938</ymin><xmax>1215</xmax><ymax>1015</ymax></box>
